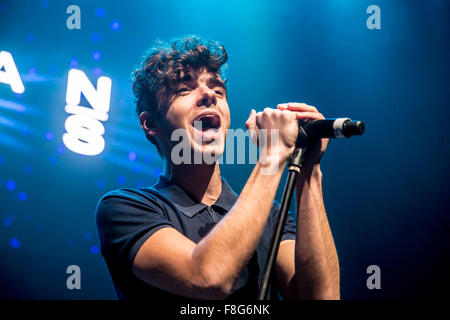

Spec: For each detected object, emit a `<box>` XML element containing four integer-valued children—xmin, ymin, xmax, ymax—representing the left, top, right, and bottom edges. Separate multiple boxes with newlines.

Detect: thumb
<box><xmin>245</xmin><ymin>109</ymin><xmax>257</xmax><ymax>130</ymax></box>
<box><xmin>245</xmin><ymin>109</ymin><xmax>258</xmax><ymax>146</ymax></box>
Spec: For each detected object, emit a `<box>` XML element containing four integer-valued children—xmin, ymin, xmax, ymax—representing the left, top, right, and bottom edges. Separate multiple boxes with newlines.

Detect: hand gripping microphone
<box><xmin>258</xmin><ymin>117</ymin><xmax>365</xmax><ymax>300</ymax></box>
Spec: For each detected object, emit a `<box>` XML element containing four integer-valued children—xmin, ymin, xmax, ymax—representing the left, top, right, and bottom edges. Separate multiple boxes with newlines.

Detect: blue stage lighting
<box><xmin>132</xmin><ymin>166</ymin><xmax>141</xmax><ymax>174</ymax></box>
<box><xmin>24</xmin><ymin>165</ymin><xmax>32</xmax><ymax>174</ymax></box>
<box><xmin>92</xmin><ymin>51</ymin><xmax>102</xmax><ymax>61</ymax></box>
<box><xmin>95</xmin><ymin>8</ymin><xmax>106</xmax><ymax>18</ymax></box>
<box><xmin>56</xmin><ymin>144</ymin><xmax>65</xmax><ymax>154</ymax></box>
<box><xmin>96</xmin><ymin>180</ymin><xmax>105</xmax><ymax>189</ymax></box>
<box><xmin>10</xmin><ymin>238</ymin><xmax>20</xmax><ymax>249</ymax></box>
<box><xmin>45</xmin><ymin>131</ymin><xmax>54</xmax><ymax>141</ymax></box>
<box><xmin>93</xmin><ymin>67</ymin><xmax>103</xmax><ymax>77</ymax></box>
<box><xmin>0</xmin><ymin>98</ymin><xmax>26</xmax><ymax>113</ymax></box>
<box><xmin>26</xmin><ymin>34</ymin><xmax>35</xmax><ymax>43</ymax></box>
<box><xmin>90</xmin><ymin>33</ymin><xmax>101</xmax><ymax>43</ymax></box>
<box><xmin>18</xmin><ymin>192</ymin><xmax>28</xmax><ymax>201</ymax></box>
<box><xmin>127</xmin><ymin>151</ymin><xmax>137</xmax><ymax>161</ymax></box>
<box><xmin>3</xmin><ymin>215</ymin><xmax>13</xmax><ymax>228</ymax></box>
<box><xmin>136</xmin><ymin>181</ymin><xmax>144</xmax><ymax>188</ymax></box>
<box><xmin>117</xmin><ymin>175</ymin><xmax>126</xmax><ymax>185</ymax></box>
<box><xmin>110</xmin><ymin>20</ymin><xmax>121</xmax><ymax>31</ymax></box>
<box><xmin>152</xmin><ymin>168</ymin><xmax>162</xmax><ymax>178</ymax></box>
<box><xmin>6</xmin><ymin>180</ymin><xmax>16</xmax><ymax>191</ymax></box>
<box><xmin>69</xmin><ymin>58</ymin><xmax>78</xmax><ymax>68</ymax></box>
<box><xmin>90</xmin><ymin>245</ymin><xmax>99</xmax><ymax>255</ymax></box>
<box><xmin>21</xmin><ymin>127</ymin><xmax>30</xmax><ymax>136</ymax></box>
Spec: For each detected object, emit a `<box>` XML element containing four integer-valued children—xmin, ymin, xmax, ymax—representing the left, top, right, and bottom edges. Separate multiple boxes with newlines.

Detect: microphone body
<box><xmin>301</xmin><ymin>118</ymin><xmax>365</xmax><ymax>139</ymax></box>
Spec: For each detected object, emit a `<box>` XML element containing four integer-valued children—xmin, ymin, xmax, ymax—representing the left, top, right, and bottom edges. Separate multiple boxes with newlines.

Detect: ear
<box><xmin>139</xmin><ymin>111</ymin><xmax>161</xmax><ymax>137</ymax></box>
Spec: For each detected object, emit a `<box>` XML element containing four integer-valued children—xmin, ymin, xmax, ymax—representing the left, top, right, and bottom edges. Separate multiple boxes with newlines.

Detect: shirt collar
<box><xmin>152</xmin><ymin>175</ymin><xmax>238</xmax><ymax>218</ymax></box>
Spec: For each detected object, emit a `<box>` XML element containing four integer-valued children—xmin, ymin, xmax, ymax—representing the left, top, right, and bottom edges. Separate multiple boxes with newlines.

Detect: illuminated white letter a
<box><xmin>0</xmin><ymin>51</ymin><xmax>25</xmax><ymax>93</ymax></box>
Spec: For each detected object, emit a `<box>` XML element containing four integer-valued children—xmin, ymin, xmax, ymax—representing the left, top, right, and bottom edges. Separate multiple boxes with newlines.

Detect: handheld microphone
<box><xmin>301</xmin><ymin>118</ymin><xmax>365</xmax><ymax>139</ymax></box>
<box><xmin>291</xmin><ymin>118</ymin><xmax>365</xmax><ymax>161</ymax></box>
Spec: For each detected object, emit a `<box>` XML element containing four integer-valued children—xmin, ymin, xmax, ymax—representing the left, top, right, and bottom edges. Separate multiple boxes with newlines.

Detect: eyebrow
<box><xmin>176</xmin><ymin>74</ymin><xmax>226</xmax><ymax>94</ymax></box>
<box><xmin>206</xmin><ymin>76</ymin><xmax>226</xmax><ymax>90</ymax></box>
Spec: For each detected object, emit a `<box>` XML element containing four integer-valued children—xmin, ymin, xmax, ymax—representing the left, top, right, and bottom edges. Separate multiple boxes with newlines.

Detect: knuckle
<box><xmin>280</xmin><ymin>110</ymin><xmax>291</xmax><ymax>118</ymax></box>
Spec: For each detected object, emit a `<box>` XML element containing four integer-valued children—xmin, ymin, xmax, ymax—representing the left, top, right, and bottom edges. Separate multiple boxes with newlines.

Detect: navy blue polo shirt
<box><xmin>96</xmin><ymin>175</ymin><xmax>297</xmax><ymax>300</ymax></box>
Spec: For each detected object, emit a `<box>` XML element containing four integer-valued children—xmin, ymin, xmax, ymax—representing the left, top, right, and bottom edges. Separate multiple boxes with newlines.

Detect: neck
<box><xmin>163</xmin><ymin>160</ymin><xmax>223</xmax><ymax>206</ymax></box>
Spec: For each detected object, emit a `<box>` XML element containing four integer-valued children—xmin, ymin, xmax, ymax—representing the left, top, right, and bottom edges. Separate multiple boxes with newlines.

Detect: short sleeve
<box><xmin>271</xmin><ymin>201</ymin><xmax>297</xmax><ymax>242</ymax></box>
<box><xmin>95</xmin><ymin>188</ymin><xmax>175</xmax><ymax>272</ymax></box>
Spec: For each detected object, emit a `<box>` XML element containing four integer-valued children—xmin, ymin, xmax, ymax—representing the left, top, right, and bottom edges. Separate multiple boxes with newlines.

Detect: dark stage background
<box><xmin>0</xmin><ymin>0</ymin><xmax>449</xmax><ymax>299</ymax></box>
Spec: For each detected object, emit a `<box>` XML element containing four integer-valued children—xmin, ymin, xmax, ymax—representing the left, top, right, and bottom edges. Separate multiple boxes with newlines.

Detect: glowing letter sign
<box><xmin>0</xmin><ymin>51</ymin><xmax>25</xmax><ymax>94</ymax></box>
<box><xmin>63</xmin><ymin>68</ymin><xmax>112</xmax><ymax>156</ymax></box>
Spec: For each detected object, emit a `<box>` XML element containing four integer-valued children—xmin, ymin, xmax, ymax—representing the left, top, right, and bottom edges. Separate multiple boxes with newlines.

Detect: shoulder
<box><xmin>96</xmin><ymin>187</ymin><xmax>166</xmax><ymax>207</ymax></box>
<box><xmin>95</xmin><ymin>187</ymin><xmax>167</xmax><ymax>223</ymax></box>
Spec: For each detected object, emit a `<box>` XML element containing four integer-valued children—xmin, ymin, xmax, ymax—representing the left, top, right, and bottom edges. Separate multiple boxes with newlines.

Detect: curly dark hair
<box><xmin>132</xmin><ymin>35</ymin><xmax>228</xmax><ymax>154</ymax></box>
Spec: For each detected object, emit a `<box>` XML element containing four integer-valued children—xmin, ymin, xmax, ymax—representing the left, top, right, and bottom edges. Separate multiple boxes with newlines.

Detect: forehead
<box><xmin>156</xmin><ymin>68</ymin><xmax>225</xmax><ymax>111</ymax></box>
<box><xmin>178</xmin><ymin>68</ymin><xmax>224</xmax><ymax>85</ymax></box>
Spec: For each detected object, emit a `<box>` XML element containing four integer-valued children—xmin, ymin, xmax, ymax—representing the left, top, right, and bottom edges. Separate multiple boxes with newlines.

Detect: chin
<box><xmin>191</xmin><ymin>135</ymin><xmax>225</xmax><ymax>165</ymax></box>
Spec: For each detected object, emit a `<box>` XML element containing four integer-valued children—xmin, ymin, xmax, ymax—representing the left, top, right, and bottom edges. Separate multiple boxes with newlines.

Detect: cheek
<box><xmin>165</xmin><ymin>103</ymin><xmax>189</xmax><ymax>128</ymax></box>
<box><xmin>221</xmin><ymin>103</ymin><xmax>231</xmax><ymax>128</ymax></box>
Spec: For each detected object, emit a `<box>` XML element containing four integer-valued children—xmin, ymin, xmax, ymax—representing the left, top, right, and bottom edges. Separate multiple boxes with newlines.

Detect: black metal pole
<box><xmin>257</xmin><ymin>130</ymin><xmax>309</xmax><ymax>300</ymax></box>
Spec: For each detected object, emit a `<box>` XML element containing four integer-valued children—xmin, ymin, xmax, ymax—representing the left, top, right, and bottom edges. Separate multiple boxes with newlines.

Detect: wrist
<box><xmin>257</xmin><ymin>153</ymin><xmax>287</xmax><ymax>176</ymax></box>
<box><xmin>298</xmin><ymin>164</ymin><xmax>322</xmax><ymax>182</ymax></box>
<box><xmin>259</xmin><ymin>144</ymin><xmax>292</xmax><ymax>167</ymax></box>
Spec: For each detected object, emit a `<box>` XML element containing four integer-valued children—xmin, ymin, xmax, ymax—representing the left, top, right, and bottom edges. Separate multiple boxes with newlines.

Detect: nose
<box><xmin>196</xmin><ymin>84</ymin><xmax>216</xmax><ymax>108</ymax></box>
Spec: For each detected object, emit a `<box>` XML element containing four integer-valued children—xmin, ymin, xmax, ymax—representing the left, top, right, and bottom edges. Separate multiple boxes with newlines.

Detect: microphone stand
<box><xmin>257</xmin><ymin>126</ymin><xmax>310</xmax><ymax>300</ymax></box>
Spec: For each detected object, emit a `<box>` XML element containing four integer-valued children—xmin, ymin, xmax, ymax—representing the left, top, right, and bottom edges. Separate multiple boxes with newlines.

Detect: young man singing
<box><xmin>96</xmin><ymin>35</ymin><xmax>339</xmax><ymax>300</ymax></box>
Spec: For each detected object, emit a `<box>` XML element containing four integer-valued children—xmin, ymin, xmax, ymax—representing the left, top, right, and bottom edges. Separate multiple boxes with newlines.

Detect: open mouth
<box><xmin>191</xmin><ymin>112</ymin><xmax>221</xmax><ymax>141</ymax></box>
<box><xmin>192</xmin><ymin>113</ymin><xmax>221</xmax><ymax>131</ymax></box>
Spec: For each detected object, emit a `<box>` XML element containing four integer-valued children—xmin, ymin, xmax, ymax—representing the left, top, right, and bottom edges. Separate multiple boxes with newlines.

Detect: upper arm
<box><xmin>96</xmin><ymin>190</ymin><xmax>220</xmax><ymax>299</ymax></box>
<box><xmin>132</xmin><ymin>227</ymin><xmax>224</xmax><ymax>299</ymax></box>
<box><xmin>275</xmin><ymin>239</ymin><xmax>298</xmax><ymax>299</ymax></box>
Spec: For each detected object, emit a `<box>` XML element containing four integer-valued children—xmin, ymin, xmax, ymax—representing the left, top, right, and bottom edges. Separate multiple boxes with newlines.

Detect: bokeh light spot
<box><xmin>128</xmin><ymin>151</ymin><xmax>137</xmax><ymax>161</ymax></box>
<box><xmin>95</xmin><ymin>8</ymin><xmax>105</xmax><ymax>18</ymax></box>
<box><xmin>10</xmin><ymin>238</ymin><xmax>20</xmax><ymax>249</ymax></box>
<box><xmin>6</xmin><ymin>180</ymin><xmax>16</xmax><ymax>191</ymax></box>
<box><xmin>110</xmin><ymin>20</ymin><xmax>121</xmax><ymax>31</ymax></box>
<box><xmin>90</xmin><ymin>245</ymin><xmax>100</xmax><ymax>254</ymax></box>
<box><xmin>92</xmin><ymin>51</ymin><xmax>102</xmax><ymax>61</ymax></box>
<box><xmin>18</xmin><ymin>192</ymin><xmax>28</xmax><ymax>201</ymax></box>
<box><xmin>45</xmin><ymin>131</ymin><xmax>54</xmax><ymax>141</ymax></box>
<box><xmin>93</xmin><ymin>67</ymin><xmax>103</xmax><ymax>77</ymax></box>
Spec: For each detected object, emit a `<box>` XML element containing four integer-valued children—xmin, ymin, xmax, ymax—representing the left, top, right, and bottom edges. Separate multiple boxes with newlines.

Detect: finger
<box><xmin>245</xmin><ymin>109</ymin><xmax>259</xmax><ymax>146</ymax></box>
<box><xmin>295</xmin><ymin>112</ymin><xmax>325</xmax><ymax>120</ymax></box>
<box><xmin>278</xmin><ymin>103</ymin><xmax>318</xmax><ymax>113</ymax></box>
<box><xmin>245</xmin><ymin>109</ymin><xmax>257</xmax><ymax>130</ymax></box>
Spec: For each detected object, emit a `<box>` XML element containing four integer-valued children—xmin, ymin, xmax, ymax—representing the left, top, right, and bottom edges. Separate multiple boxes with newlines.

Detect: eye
<box><xmin>176</xmin><ymin>87</ymin><xmax>190</xmax><ymax>94</ymax></box>
<box><xmin>215</xmin><ymin>88</ymin><xmax>225</xmax><ymax>96</ymax></box>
